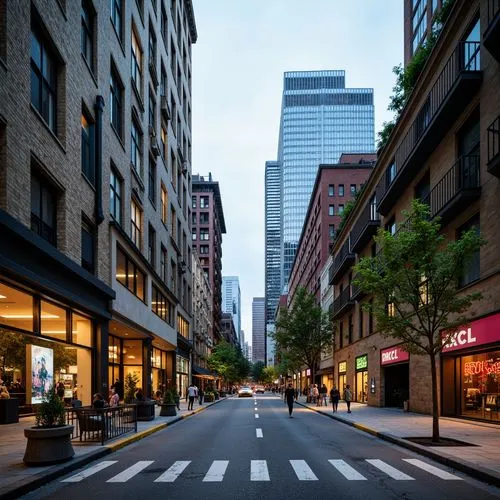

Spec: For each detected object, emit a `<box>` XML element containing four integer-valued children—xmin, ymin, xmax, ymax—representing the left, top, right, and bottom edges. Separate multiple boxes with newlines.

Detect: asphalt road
<box><xmin>22</xmin><ymin>394</ymin><xmax>500</xmax><ymax>500</ymax></box>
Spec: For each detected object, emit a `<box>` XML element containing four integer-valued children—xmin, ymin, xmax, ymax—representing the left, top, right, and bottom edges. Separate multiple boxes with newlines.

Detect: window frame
<box><xmin>110</xmin><ymin>63</ymin><xmax>123</xmax><ymax>137</ymax></box>
<box><xmin>81</xmin><ymin>110</ymin><xmax>95</xmax><ymax>185</ymax></box>
<box><xmin>110</xmin><ymin>165</ymin><xmax>122</xmax><ymax>224</ymax></box>
<box><xmin>30</xmin><ymin>171</ymin><xmax>57</xmax><ymax>246</ymax></box>
<box><xmin>130</xmin><ymin>198</ymin><xmax>142</xmax><ymax>249</ymax></box>
<box><xmin>81</xmin><ymin>0</ymin><xmax>95</xmax><ymax>72</ymax></box>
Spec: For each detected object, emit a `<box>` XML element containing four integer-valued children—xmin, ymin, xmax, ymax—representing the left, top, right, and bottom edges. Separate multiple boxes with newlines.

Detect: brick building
<box><xmin>0</xmin><ymin>0</ymin><xmax>196</xmax><ymax>407</ymax></box>
<box><xmin>330</xmin><ymin>0</ymin><xmax>500</xmax><ymax>422</ymax></box>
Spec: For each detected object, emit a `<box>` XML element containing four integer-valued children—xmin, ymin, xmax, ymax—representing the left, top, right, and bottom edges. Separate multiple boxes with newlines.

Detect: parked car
<box><xmin>238</xmin><ymin>386</ymin><xmax>253</xmax><ymax>398</ymax></box>
<box><xmin>254</xmin><ymin>386</ymin><xmax>265</xmax><ymax>394</ymax></box>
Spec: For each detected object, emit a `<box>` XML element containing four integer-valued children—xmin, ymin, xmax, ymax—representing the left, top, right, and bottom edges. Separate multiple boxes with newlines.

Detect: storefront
<box><xmin>355</xmin><ymin>355</ymin><xmax>368</xmax><ymax>403</ymax></box>
<box><xmin>441</xmin><ymin>314</ymin><xmax>500</xmax><ymax>422</ymax></box>
<box><xmin>176</xmin><ymin>355</ymin><xmax>189</xmax><ymax>397</ymax></box>
<box><xmin>381</xmin><ymin>344</ymin><xmax>410</xmax><ymax>408</ymax></box>
<box><xmin>338</xmin><ymin>361</ymin><xmax>347</xmax><ymax>393</ymax></box>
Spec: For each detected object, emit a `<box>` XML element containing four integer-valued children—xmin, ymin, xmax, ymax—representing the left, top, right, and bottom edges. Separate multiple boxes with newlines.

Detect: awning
<box><xmin>192</xmin><ymin>365</ymin><xmax>216</xmax><ymax>379</ymax></box>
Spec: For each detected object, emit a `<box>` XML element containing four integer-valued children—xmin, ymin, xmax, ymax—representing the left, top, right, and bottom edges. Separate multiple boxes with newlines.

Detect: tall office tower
<box><xmin>222</xmin><ymin>276</ymin><xmax>241</xmax><ymax>344</ymax></box>
<box><xmin>277</xmin><ymin>70</ymin><xmax>375</xmax><ymax>287</ymax></box>
<box><xmin>265</xmin><ymin>161</ymin><xmax>282</xmax><ymax>365</ymax></box>
<box><xmin>192</xmin><ymin>173</ymin><xmax>226</xmax><ymax>344</ymax></box>
<box><xmin>252</xmin><ymin>297</ymin><xmax>266</xmax><ymax>363</ymax></box>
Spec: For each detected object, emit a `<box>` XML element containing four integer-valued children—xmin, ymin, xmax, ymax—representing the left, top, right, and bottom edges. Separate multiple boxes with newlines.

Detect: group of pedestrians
<box><xmin>186</xmin><ymin>383</ymin><xmax>205</xmax><ymax>410</ymax></box>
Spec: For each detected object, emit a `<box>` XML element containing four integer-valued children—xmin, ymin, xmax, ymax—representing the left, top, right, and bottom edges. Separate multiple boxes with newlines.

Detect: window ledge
<box><xmin>110</xmin><ymin>123</ymin><xmax>125</xmax><ymax>152</ymax></box>
<box><xmin>81</xmin><ymin>54</ymin><xmax>98</xmax><ymax>88</ymax></box>
<box><xmin>132</xmin><ymin>81</ymin><xmax>145</xmax><ymax>112</ymax></box>
<box><xmin>30</xmin><ymin>104</ymin><xmax>66</xmax><ymax>154</ymax></box>
<box><xmin>131</xmin><ymin>163</ymin><xmax>145</xmax><ymax>190</ymax></box>
<box><xmin>81</xmin><ymin>172</ymin><xmax>97</xmax><ymax>191</ymax></box>
<box><xmin>110</xmin><ymin>20</ymin><xmax>126</xmax><ymax>57</ymax></box>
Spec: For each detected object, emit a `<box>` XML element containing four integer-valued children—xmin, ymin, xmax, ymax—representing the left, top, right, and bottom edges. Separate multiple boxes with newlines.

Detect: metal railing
<box><xmin>488</xmin><ymin>116</ymin><xmax>500</xmax><ymax>165</ymax></box>
<box><xmin>333</xmin><ymin>287</ymin><xmax>352</xmax><ymax>316</ymax></box>
<box><xmin>331</xmin><ymin>237</ymin><xmax>353</xmax><ymax>278</ymax></box>
<box><xmin>350</xmin><ymin>200</ymin><xmax>379</xmax><ymax>249</ymax></box>
<box><xmin>65</xmin><ymin>405</ymin><xmax>138</xmax><ymax>445</ymax></box>
<box><xmin>378</xmin><ymin>41</ymin><xmax>481</xmax><ymax>201</ymax></box>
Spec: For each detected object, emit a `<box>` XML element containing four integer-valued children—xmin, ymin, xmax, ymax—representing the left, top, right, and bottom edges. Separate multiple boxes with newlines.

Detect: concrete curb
<box><xmin>296</xmin><ymin>401</ymin><xmax>500</xmax><ymax>488</ymax></box>
<box><xmin>0</xmin><ymin>397</ymin><xmax>230</xmax><ymax>500</ymax></box>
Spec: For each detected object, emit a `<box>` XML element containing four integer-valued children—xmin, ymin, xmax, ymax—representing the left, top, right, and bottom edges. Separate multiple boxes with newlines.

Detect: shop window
<box><xmin>116</xmin><ymin>246</ymin><xmax>146</xmax><ymax>301</ymax></box>
<box><xmin>31</xmin><ymin>171</ymin><xmax>57</xmax><ymax>246</ymax></box>
<box><xmin>123</xmin><ymin>339</ymin><xmax>143</xmax><ymax>365</ymax></box>
<box><xmin>40</xmin><ymin>300</ymin><xmax>67</xmax><ymax>341</ymax></box>
<box><xmin>72</xmin><ymin>313</ymin><xmax>92</xmax><ymax>347</ymax></box>
<box><xmin>0</xmin><ymin>282</ymin><xmax>34</xmax><ymax>332</ymax></box>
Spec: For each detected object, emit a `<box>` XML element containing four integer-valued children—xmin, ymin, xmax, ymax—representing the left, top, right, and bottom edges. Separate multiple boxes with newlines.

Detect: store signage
<box><xmin>338</xmin><ymin>361</ymin><xmax>347</xmax><ymax>374</ymax></box>
<box><xmin>464</xmin><ymin>360</ymin><xmax>500</xmax><ymax>376</ymax></box>
<box><xmin>356</xmin><ymin>355</ymin><xmax>368</xmax><ymax>371</ymax></box>
<box><xmin>441</xmin><ymin>314</ymin><xmax>500</xmax><ymax>353</ymax></box>
<box><xmin>381</xmin><ymin>345</ymin><xmax>410</xmax><ymax>366</ymax></box>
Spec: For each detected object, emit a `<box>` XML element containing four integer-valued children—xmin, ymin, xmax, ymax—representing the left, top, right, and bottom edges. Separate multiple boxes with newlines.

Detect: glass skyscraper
<box><xmin>222</xmin><ymin>276</ymin><xmax>241</xmax><ymax>344</ymax></box>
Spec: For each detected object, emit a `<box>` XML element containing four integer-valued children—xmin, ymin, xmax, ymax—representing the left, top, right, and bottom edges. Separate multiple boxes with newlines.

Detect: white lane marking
<box><xmin>62</xmin><ymin>461</ymin><xmax>118</xmax><ymax>482</ymax></box>
<box><xmin>203</xmin><ymin>460</ymin><xmax>229</xmax><ymax>482</ymax></box>
<box><xmin>403</xmin><ymin>459</ymin><xmax>462</xmax><ymax>480</ymax></box>
<box><xmin>256</xmin><ymin>428</ymin><xmax>263</xmax><ymax>438</ymax></box>
<box><xmin>254</xmin><ymin>408</ymin><xmax>258</xmax><ymax>411</ymax></box>
<box><xmin>251</xmin><ymin>460</ymin><xmax>270</xmax><ymax>481</ymax></box>
<box><xmin>366</xmin><ymin>459</ymin><xmax>414</xmax><ymax>480</ymax></box>
<box><xmin>106</xmin><ymin>461</ymin><xmax>154</xmax><ymax>482</ymax></box>
<box><xmin>255</xmin><ymin>414</ymin><xmax>259</xmax><ymax>419</ymax></box>
<box><xmin>290</xmin><ymin>460</ymin><xmax>318</xmax><ymax>481</ymax></box>
<box><xmin>328</xmin><ymin>459</ymin><xmax>367</xmax><ymax>480</ymax></box>
<box><xmin>154</xmin><ymin>461</ymin><xmax>191</xmax><ymax>482</ymax></box>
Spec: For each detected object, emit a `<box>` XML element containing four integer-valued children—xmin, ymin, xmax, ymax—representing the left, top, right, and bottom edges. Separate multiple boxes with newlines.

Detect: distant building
<box><xmin>222</xmin><ymin>276</ymin><xmax>241</xmax><ymax>345</ymax></box>
<box><xmin>252</xmin><ymin>297</ymin><xmax>265</xmax><ymax>363</ymax></box>
<box><xmin>221</xmin><ymin>313</ymin><xmax>238</xmax><ymax>347</ymax></box>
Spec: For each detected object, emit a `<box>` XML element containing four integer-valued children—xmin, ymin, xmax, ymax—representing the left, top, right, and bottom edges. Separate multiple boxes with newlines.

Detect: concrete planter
<box><xmin>23</xmin><ymin>425</ymin><xmax>74</xmax><ymax>465</ymax></box>
<box><xmin>159</xmin><ymin>403</ymin><xmax>177</xmax><ymax>417</ymax></box>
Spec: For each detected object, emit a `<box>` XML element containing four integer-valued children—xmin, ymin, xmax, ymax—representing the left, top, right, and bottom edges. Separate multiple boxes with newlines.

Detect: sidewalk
<box><xmin>0</xmin><ymin>396</ymin><xmax>228</xmax><ymax>499</ymax></box>
<box><xmin>295</xmin><ymin>396</ymin><xmax>500</xmax><ymax>487</ymax></box>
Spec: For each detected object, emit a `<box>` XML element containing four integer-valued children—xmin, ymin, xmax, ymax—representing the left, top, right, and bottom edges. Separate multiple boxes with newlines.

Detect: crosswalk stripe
<box><xmin>328</xmin><ymin>459</ymin><xmax>367</xmax><ymax>480</ymax></box>
<box><xmin>255</xmin><ymin>414</ymin><xmax>259</xmax><ymax>419</ymax></box>
<box><xmin>403</xmin><ymin>459</ymin><xmax>462</xmax><ymax>480</ymax></box>
<box><xmin>256</xmin><ymin>428</ymin><xmax>263</xmax><ymax>438</ymax></box>
<box><xmin>106</xmin><ymin>461</ymin><xmax>154</xmax><ymax>483</ymax></box>
<box><xmin>154</xmin><ymin>461</ymin><xmax>191</xmax><ymax>482</ymax></box>
<box><xmin>290</xmin><ymin>460</ymin><xmax>318</xmax><ymax>481</ymax></box>
<box><xmin>203</xmin><ymin>460</ymin><xmax>229</xmax><ymax>482</ymax></box>
<box><xmin>254</xmin><ymin>408</ymin><xmax>258</xmax><ymax>411</ymax></box>
<box><xmin>366</xmin><ymin>459</ymin><xmax>414</xmax><ymax>480</ymax></box>
<box><xmin>61</xmin><ymin>461</ymin><xmax>118</xmax><ymax>482</ymax></box>
<box><xmin>251</xmin><ymin>460</ymin><xmax>270</xmax><ymax>481</ymax></box>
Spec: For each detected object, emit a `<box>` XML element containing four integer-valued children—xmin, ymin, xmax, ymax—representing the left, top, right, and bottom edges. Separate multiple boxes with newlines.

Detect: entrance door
<box><xmin>338</xmin><ymin>374</ymin><xmax>346</xmax><ymax>395</ymax></box>
<box><xmin>356</xmin><ymin>371</ymin><xmax>368</xmax><ymax>403</ymax></box>
<box><xmin>384</xmin><ymin>363</ymin><xmax>409</xmax><ymax>407</ymax></box>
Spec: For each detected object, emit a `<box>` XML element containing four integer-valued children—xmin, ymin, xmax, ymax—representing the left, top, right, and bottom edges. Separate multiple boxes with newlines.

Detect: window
<box><xmin>148</xmin><ymin>90</ymin><xmax>155</xmax><ymax>129</ymax></box>
<box><xmin>387</xmin><ymin>160</ymin><xmax>396</xmax><ymax>184</ymax></box>
<box><xmin>338</xmin><ymin>204</ymin><xmax>344</xmax><ymax>215</ymax></box>
<box><xmin>200</xmin><ymin>229</ymin><xmax>209</xmax><ymax>241</ymax></box>
<box><xmin>348</xmin><ymin>315</ymin><xmax>353</xmax><ymax>344</ymax></box>
<box><xmin>458</xmin><ymin>214</ymin><xmax>480</xmax><ymax>287</ymax></box>
<box><xmin>31</xmin><ymin>27</ymin><xmax>57</xmax><ymax>132</ymax></box>
<box><xmin>116</xmin><ymin>246</ymin><xmax>145</xmax><ymax>301</ymax></box>
<box><xmin>350</xmin><ymin>184</ymin><xmax>356</xmax><ymax>195</ymax></box>
<box><xmin>328</xmin><ymin>205</ymin><xmax>334</xmax><ymax>216</ymax></box>
<box><xmin>171</xmin><ymin>151</ymin><xmax>177</xmax><ymax>189</ymax></box>
<box><xmin>171</xmin><ymin>259</ymin><xmax>177</xmax><ymax>292</ymax></box>
<box><xmin>110</xmin><ymin>167</ymin><xmax>122</xmax><ymax>223</ymax></box>
<box><xmin>81</xmin><ymin>111</ymin><xmax>95</xmax><ymax>185</ymax></box>
<box><xmin>387</xmin><ymin>300</ymin><xmax>396</xmax><ymax>317</ymax></box>
<box><xmin>160</xmin><ymin>5</ymin><xmax>168</xmax><ymax>45</ymax></box>
<box><xmin>177</xmin><ymin>314</ymin><xmax>189</xmax><ymax>339</ymax></box>
<box><xmin>148</xmin><ymin>21</ymin><xmax>156</xmax><ymax>67</ymax></box>
<box><xmin>31</xmin><ymin>171</ymin><xmax>57</xmax><ymax>245</ymax></box>
<box><xmin>419</xmin><ymin>275</ymin><xmax>429</xmax><ymax>306</ymax></box>
<box><xmin>358</xmin><ymin>308</ymin><xmax>363</xmax><ymax>339</ymax></box>
<box><xmin>386</xmin><ymin>217</ymin><xmax>396</xmax><ymax>236</ymax></box>
<box><xmin>200</xmin><ymin>196</ymin><xmax>209</xmax><ymax>208</ymax></box>
<box><xmin>152</xmin><ymin>285</ymin><xmax>171</xmax><ymax>323</ymax></box>
<box><xmin>131</xmin><ymin>199</ymin><xmax>142</xmax><ymax>248</ymax></box>
<box><xmin>412</xmin><ymin>0</ymin><xmax>427</xmax><ymax>54</ymax></box>
<box><xmin>368</xmin><ymin>299</ymin><xmax>374</xmax><ymax>334</ymax></box>
<box><xmin>131</xmin><ymin>29</ymin><xmax>142</xmax><ymax>92</ymax></box>
<box><xmin>328</xmin><ymin>184</ymin><xmax>335</xmax><ymax>197</ymax></box>
<box><xmin>192</xmin><ymin>195</ymin><xmax>197</xmax><ymax>209</ymax></box>
<box><xmin>329</xmin><ymin>224</ymin><xmax>335</xmax><ymax>239</ymax></box>
<box><xmin>338</xmin><ymin>184</ymin><xmax>344</xmax><ymax>197</ymax></box>
<box><xmin>192</xmin><ymin>230</ymin><xmax>196</xmax><ymax>241</ymax></box>
<box><xmin>81</xmin><ymin>0</ymin><xmax>94</xmax><ymax>71</ymax></box>
<box><xmin>160</xmin><ymin>126</ymin><xmax>167</xmax><ymax>158</ymax></box>
<box><xmin>131</xmin><ymin>119</ymin><xmax>142</xmax><ymax>175</ymax></box>
<box><xmin>171</xmin><ymin>206</ymin><xmax>176</xmax><ymax>240</ymax></box>
<box><xmin>148</xmin><ymin>157</ymin><xmax>156</xmax><ymax>204</ymax></box>
<box><xmin>81</xmin><ymin>218</ymin><xmax>95</xmax><ymax>273</ymax></box>
<box><xmin>199</xmin><ymin>245</ymin><xmax>209</xmax><ymax>255</ymax></box>
<box><xmin>110</xmin><ymin>65</ymin><xmax>123</xmax><ymax>136</ymax></box>
<box><xmin>199</xmin><ymin>212</ymin><xmax>209</xmax><ymax>224</ymax></box>
<box><xmin>161</xmin><ymin>184</ymin><xmax>168</xmax><ymax>224</ymax></box>
<box><xmin>339</xmin><ymin>321</ymin><xmax>343</xmax><ymax>349</ymax></box>
<box><xmin>148</xmin><ymin>224</ymin><xmax>156</xmax><ymax>266</ymax></box>
<box><xmin>191</xmin><ymin>212</ymin><xmax>196</xmax><ymax>225</ymax></box>
<box><xmin>160</xmin><ymin>245</ymin><xmax>168</xmax><ymax>283</ymax></box>
<box><xmin>110</xmin><ymin>0</ymin><xmax>122</xmax><ymax>40</ymax></box>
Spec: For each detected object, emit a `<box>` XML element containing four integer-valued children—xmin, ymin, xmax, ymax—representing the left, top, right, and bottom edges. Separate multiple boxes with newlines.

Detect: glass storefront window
<box><xmin>72</xmin><ymin>313</ymin><xmax>93</xmax><ymax>347</ymax></box>
<box><xmin>461</xmin><ymin>350</ymin><xmax>499</xmax><ymax>422</ymax></box>
<box><xmin>123</xmin><ymin>340</ymin><xmax>142</xmax><ymax>365</ymax></box>
<box><xmin>0</xmin><ymin>282</ymin><xmax>34</xmax><ymax>332</ymax></box>
<box><xmin>356</xmin><ymin>370</ymin><xmax>368</xmax><ymax>403</ymax></box>
<box><xmin>41</xmin><ymin>300</ymin><xmax>67</xmax><ymax>342</ymax></box>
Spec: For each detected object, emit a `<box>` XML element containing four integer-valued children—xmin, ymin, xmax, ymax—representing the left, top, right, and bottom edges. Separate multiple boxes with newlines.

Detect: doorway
<box><xmin>384</xmin><ymin>363</ymin><xmax>409</xmax><ymax>408</ymax></box>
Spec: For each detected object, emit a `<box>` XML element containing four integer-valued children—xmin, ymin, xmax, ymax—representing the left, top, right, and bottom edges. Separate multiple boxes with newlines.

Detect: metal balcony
<box><xmin>329</xmin><ymin>237</ymin><xmax>355</xmax><ymax>285</ymax></box>
<box><xmin>332</xmin><ymin>287</ymin><xmax>354</xmax><ymax>319</ymax></box>
<box><xmin>377</xmin><ymin>41</ymin><xmax>482</xmax><ymax>215</ymax></box>
<box><xmin>422</xmin><ymin>155</ymin><xmax>481</xmax><ymax>226</ymax></box>
<box><xmin>350</xmin><ymin>277</ymin><xmax>366</xmax><ymax>301</ymax></box>
<box><xmin>487</xmin><ymin>116</ymin><xmax>500</xmax><ymax>178</ymax></box>
<box><xmin>484</xmin><ymin>0</ymin><xmax>500</xmax><ymax>62</ymax></box>
<box><xmin>350</xmin><ymin>201</ymin><xmax>380</xmax><ymax>253</ymax></box>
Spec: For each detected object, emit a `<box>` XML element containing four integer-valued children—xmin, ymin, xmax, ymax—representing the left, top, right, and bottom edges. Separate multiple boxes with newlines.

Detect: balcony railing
<box><xmin>350</xmin><ymin>276</ymin><xmax>366</xmax><ymax>301</ymax></box>
<box><xmin>484</xmin><ymin>0</ymin><xmax>500</xmax><ymax>62</ymax></box>
<box><xmin>377</xmin><ymin>41</ymin><xmax>482</xmax><ymax>215</ymax></box>
<box><xmin>350</xmin><ymin>201</ymin><xmax>380</xmax><ymax>253</ymax></box>
<box><xmin>329</xmin><ymin>237</ymin><xmax>355</xmax><ymax>285</ymax></box>
<box><xmin>487</xmin><ymin>116</ymin><xmax>500</xmax><ymax>177</ymax></box>
<box><xmin>332</xmin><ymin>286</ymin><xmax>354</xmax><ymax>319</ymax></box>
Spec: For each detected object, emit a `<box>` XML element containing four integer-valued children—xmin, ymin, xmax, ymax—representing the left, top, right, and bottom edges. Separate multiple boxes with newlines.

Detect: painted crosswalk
<box><xmin>61</xmin><ymin>457</ymin><xmax>462</xmax><ymax>484</ymax></box>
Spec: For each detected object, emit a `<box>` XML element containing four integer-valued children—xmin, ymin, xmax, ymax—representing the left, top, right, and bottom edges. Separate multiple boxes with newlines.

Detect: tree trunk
<box><xmin>429</xmin><ymin>351</ymin><xmax>440</xmax><ymax>442</ymax></box>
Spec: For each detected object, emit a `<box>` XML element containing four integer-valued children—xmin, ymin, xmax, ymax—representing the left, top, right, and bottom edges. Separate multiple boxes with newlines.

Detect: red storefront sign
<box><xmin>441</xmin><ymin>314</ymin><xmax>500</xmax><ymax>353</ymax></box>
<box><xmin>380</xmin><ymin>345</ymin><xmax>409</xmax><ymax>366</ymax></box>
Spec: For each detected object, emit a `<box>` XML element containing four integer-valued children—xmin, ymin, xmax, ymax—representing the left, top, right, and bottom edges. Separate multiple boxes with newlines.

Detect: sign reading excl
<box><xmin>441</xmin><ymin>314</ymin><xmax>500</xmax><ymax>353</ymax></box>
<box><xmin>380</xmin><ymin>345</ymin><xmax>410</xmax><ymax>366</ymax></box>
<box><xmin>356</xmin><ymin>355</ymin><xmax>368</xmax><ymax>371</ymax></box>
<box><xmin>338</xmin><ymin>361</ymin><xmax>347</xmax><ymax>374</ymax></box>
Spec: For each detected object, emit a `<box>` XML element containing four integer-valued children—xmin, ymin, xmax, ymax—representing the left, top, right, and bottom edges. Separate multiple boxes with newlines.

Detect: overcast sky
<box><xmin>191</xmin><ymin>1</ymin><xmax>404</xmax><ymax>344</ymax></box>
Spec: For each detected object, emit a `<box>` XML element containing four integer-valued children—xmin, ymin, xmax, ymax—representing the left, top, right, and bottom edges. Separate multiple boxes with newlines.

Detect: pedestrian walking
<box><xmin>187</xmin><ymin>383</ymin><xmax>197</xmax><ymax>410</ymax></box>
<box><xmin>294</xmin><ymin>388</ymin><xmax>298</xmax><ymax>401</ymax></box>
<box><xmin>330</xmin><ymin>386</ymin><xmax>340</xmax><ymax>412</ymax></box>
<box><xmin>198</xmin><ymin>387</ymin><xmax>204</xmax><ymax>405</ymax></box>
<box><xmin>284</xmin><ymin>383</ymin><xmax>295</xmax><ymax>417</ymax></box>
<box><xmin>320</xmin><ymin>384</ymin><xmax>328</xmax><ymax>407</ymax></box>
<box><xmin>313</xmin><ymin>384</ymin><xmax>320</xmax><ymax>406</ymax></box>
<box><xmin>344</xmin><ymin>384</ymin><xmax>353</xmax><ymax>413</ymax></box>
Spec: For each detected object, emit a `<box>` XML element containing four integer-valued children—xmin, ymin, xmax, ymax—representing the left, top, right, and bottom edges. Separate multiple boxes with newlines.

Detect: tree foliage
<box><xmin>272</xmin><ymin>287</ymin><xmax>334</xmax><ymax>383</ymax></box>
<box><xmin>354</xmin><ymin>200</ymin><xmax>484</xmax><ymax>440</ymax></box>
<box><xmin>251</xmin><ymin>360</ymin><xmax>265</xmax><ymax>382</ymax></box>
<box><xmin>207</xmin><ymin>341</ymin><xmax>250</xmax><ymax>384</ymax></box>
<box><xmin>261</xmin><ymin>366</ymin><xmax>278</xmax><ymax>385</ymax></box>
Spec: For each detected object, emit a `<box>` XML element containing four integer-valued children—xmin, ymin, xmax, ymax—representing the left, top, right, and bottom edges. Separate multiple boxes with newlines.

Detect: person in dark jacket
<box><xmin>284</xmin><ymin>383</ymin><xmax>295</xmax><ymax>418</ymax></box>
<box><xmin>330</xmin><ymin>386</ymin><xmax>340</xmax><ymax>412</ymax></box>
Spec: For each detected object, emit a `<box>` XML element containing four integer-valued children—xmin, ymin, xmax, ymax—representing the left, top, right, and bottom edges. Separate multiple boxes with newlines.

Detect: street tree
<box><xmin>261</xmin><ymin>366</ymin><xmax>278</xmax><ymax>385</ymax></box>
<box><xmin>251</xmin><ymin>361</ymin><xmax>265</xmax><ymax>382</ymax></box>
<box><xmin>207</xmin><ymin>341</ymin><xmax>249</xmax><ymax>386</ymax></box>
<box><xmin>272</xmin><ymin>287</ymin><xmax>334</xmax><ymax>385</ymax></box>
<box><xmin>354</xmin><ymin>200</ymin><xmax>484</xmax><ymax>442</ymax></box>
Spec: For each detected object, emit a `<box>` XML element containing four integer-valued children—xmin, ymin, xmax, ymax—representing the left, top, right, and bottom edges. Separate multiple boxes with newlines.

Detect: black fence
<box><xmin>65</xmin><ymin>405</ymin><xmax>137</xmax><ymax>445</ymax></box>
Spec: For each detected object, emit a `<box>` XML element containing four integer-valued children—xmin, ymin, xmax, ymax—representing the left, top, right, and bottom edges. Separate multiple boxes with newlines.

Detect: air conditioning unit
<box><xmin>151</xmin><ymin>140</ymin><xmax>160</xmax><ymax>158</ymax></box>
<box><xmin>160</xmin><ymin>96</ymin><xmax>171</xmax><ymax>121</ymax></box>
<box><xmin>148</xmin><ymin>125</ymin><xmax>156</xmax><ymax>138</ymax></box>
<box><xmin>182</xmin><ymin>161</ymin><xmax>188</xmax><ymax>175</ymax></box>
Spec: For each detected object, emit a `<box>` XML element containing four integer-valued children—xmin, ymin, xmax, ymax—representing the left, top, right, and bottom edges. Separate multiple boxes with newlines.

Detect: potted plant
<box><xmin>23</xmin><ymin>385</ymin><xmax>74</xmax><ymax>465</ymax></box>
<box><xmin>124</xmin><ymin>372</ymin><xmax>139</xmax><ymax>403</ymax></box>
<box><xmin>159</xmin><ymin>388</ymin><xmax>177</xmax><ymax>417</ymax></box>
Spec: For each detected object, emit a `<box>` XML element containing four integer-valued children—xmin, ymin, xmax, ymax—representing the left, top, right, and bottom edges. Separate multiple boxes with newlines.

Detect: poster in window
<box><xmin>27</xmin><ymin>345</ymin><xmax>54</xmax><ymax>404</ymax></box>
